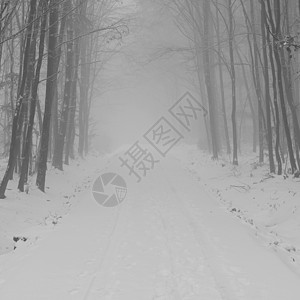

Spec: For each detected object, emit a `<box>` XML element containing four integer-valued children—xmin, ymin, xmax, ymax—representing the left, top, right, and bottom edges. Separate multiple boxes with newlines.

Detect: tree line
<box><xmin>0</xmin><ymin>0</ymin><xmax>128</xmax><ymax>198</ymax></box>
<box><xmin>168</xmin><ymin>0</ymin><xmax>300</xmax><ymax>176</ymax></box>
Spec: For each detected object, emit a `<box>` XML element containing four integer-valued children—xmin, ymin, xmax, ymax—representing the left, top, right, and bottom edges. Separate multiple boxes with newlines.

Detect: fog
<box><xmin>1</xmin><ymin>2</ymin><xmax>300</xmax><ymax>297</ymax></box>
<box><xmin>91</xmin><ymin>0</ymin><xmax>201</xmax><ymax>153</ymax></box>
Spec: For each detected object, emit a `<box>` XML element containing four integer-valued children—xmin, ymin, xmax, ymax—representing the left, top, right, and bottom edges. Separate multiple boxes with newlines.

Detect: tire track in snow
<box><xmin>150</xmin><ymin>201</ymin><xmax>184</xmax><ymax>300</ymax></box>
<box><xmin>149</xmin><ymin>193</ymin><xmax>225</xmax><ymax>299</ymax></box>
<box><xmin>82</xmin><ymin>204</ymin><xmax>123</xmax><ymax>300</ymax></box>
<box><xmin>81</xmin><ymin>155</ymin><xmax>241</xmax><ymax>299</ymax></box>
<box><xmin>160</xmin><ymin>165</ymin><xmax>240</xmax><ymax>300</ymax></box>
<box><xmin>147</xmin><ymin>176</ymin><xmax>224</xmax><ymax>299</ymax></box>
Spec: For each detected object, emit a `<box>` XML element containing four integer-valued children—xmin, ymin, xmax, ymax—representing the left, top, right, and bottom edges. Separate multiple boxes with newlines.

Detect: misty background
<box><xmin>92</xmin><ymin>0</ymin><xmax>202</xmax><ymax>153</ymax></box>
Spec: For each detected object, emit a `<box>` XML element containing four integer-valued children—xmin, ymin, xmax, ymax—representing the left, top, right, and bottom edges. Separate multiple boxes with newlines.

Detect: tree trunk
<box><xmin>65</xmin><ymin>40</ymin><xmax>80</xmax><ymax>163</ymax></box>
<box><xmin>249</xmin><ymin>1</ymin><xmax>265</xmax><ymax>163</ymax></box>
<box><xmin>19</xmin><ymin>0</ymin><xmax>47</xmax><ymax>191</ymax></box>
<box><xmin>266</xmin><ymin>12</ymin><xmax>282</xmax><ymax>174</ymax></box>
<box><xmin>240</xmin><ymin>0</ymin><xmax>259</xmax><ymax>152</ymax></box>
<box><xmin>52</xmin><ymin>0</ymin><xmax>74</xmax><ymax>170</ymax></box>
<box><xmin>261</xmin><ymin>1</ymin><xmax>275</xmax><ymax>173</ymax></box>
<box><xmin>0</xmin><ymin>0</ymin><xmax>37</xmax><ymax>198</ymax></box>
<box><xmin>235</xmin><ymin>48</ymin><xmax>257</xmax><ymax>154</ymax></box>
<box><xmin>51</xmin><ymin>0</ymin><xmax>70</xmax><ymax>168</ymax></box>
<box><xmin>228</xmin><ymin>0</ymin><xmax>238</xmax><ymax>165</ymax></box>
<box><xmin>202</xmin><ymin>0</ymin><xmax>218</xmax><ymax>159</ymax></box>
<box><xmin>78</xmin><ymin>1</ymin><xmax>91</xmax><ymax>158</ymax></box>
<box><xmin>36</xmin><ymin>0</ymin><xmax>59</xmax><ymax>192</ymax></box>
<box><xmin>270</xmin><ymin>0</ymin><xmax>297</xmax><ymax>173</ymax></box>
<box><xmin>215</xmin><ymin>0</ymin><xmax>230</xmax><ymax>155</ymax></box>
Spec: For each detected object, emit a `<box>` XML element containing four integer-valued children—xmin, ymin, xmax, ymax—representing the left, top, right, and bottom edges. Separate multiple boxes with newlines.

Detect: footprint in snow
<box><xmin>79</xmin><ymin>270</ymin><xmax>89</xmax><ymax>277</ymax></box>
<box><xmin>85</xmin><ymin>259</ymin><xmax>96</xmax><ymax>266</ymax></box>
<box><xmin>69</xmin><ymin>288</ymin><xmax>79</xmax><ymax>295</ymax></box>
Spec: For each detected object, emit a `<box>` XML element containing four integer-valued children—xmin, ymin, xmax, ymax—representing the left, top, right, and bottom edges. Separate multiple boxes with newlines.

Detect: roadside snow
<box><xmin>175</xmin><ymin>145</ymin><xmax>300</xmax><ymax>277</ymax></box>
<box><xmin>0</xmin><ymin>152</ymin><xmax>111</xmax><ymax>255</ymax></box>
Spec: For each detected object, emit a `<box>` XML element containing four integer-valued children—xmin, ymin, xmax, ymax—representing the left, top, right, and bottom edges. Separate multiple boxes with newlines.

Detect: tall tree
<box><xmin>78</xmin><ymin>0</ymin><xmax>90</xmax><ymax>157</ymax></box>
<box><xmin>52</xmin><ymin>0</ymin><xmax>74</xmax><ymax>170</ymax></box>
<box><xmin>261</xmin><ymin>0</ymin><xmax>275</xmax><ymax>173</ymax></box>
<box><xmin>36</xmin><ymin>0</ymin><xmax>59</xmax><ymax>192</ymax></box>
<box><xmin>268</xmin><ymin>0</ymin><xmax>297</xmax><ymax>173</ymax></box>
<box><xmin>215</xmin><ymin>0</ymin><xmax>231</xmax><ymax>155</ymax></box>
<box><xmin>202</xmin><ymin>0</ymin><xmax>219</xmax><ymax>159</ymax></box>
<box><xmin>0</xmin><ymin>0</ymin><xmax>37</xmax><ymax>198</ymax></box>
<box><xmin>227</xmin><ymin>0</ymin><xmax>238</xmax><ymax>165</ymax></box>
<box><xmin>18</xmin><ymin>0</ymin><xmax>48</xmax><ymax>191</ymax></box>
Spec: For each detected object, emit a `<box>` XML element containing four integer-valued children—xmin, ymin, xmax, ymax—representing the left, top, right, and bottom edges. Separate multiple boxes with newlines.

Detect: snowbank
<box><xmin>175</xmin><ymin>145</ymin><xmax>300</xmax><ymax>276</ymax></box>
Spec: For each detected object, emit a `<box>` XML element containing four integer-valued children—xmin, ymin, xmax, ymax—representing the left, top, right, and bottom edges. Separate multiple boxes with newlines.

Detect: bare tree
<box><xmin>0</xmin><ymin>0</ymin><xmax>38</xmax><ymax>198</ymax></box>
<box><xmin>36</xmin><ymin>0</ymin><xmax>59</xmax><ymax>192</ymax></box>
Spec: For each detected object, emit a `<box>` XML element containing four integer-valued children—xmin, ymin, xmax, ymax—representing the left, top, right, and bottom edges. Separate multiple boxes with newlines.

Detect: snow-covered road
<box><xmin>1</xmin><ymin>155</ymin><xmax>300</xmax><ymax>299</ymax></box>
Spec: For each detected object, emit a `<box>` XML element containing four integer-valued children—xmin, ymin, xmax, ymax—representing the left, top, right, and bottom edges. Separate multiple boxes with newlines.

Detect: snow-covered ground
<box><xmin>0</xmin><ymin>145</ymin><xmax>300</xmax><ymax>299</ymax></box>
<box><xmin>0</xmin><ymin>152</ymin><xmax>108</xmax><ymax>256</ymax></box>
<box><xmin>175</xmin><ymin>146</ymin><xmax>300</xmax><ymax>276</ymax></box>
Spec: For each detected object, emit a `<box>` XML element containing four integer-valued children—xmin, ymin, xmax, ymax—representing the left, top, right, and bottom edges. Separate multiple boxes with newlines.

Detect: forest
<box><xmin>0</xmin><ymin>0</ymin><xmax>130</xmax><ymax>198</ymax></box>
<box><xmin>167</xmin><ymin>0</ymin><xmax>300</xmax><ymax>176</ymax></box>
<box><xmin>0</xmin><ymin>0</ymin><xmax>300</xmax><ymax>197</ymax></box>
<box><xmin>1</xmin><ymin>1</ymin><xmax>300</xmax><ymax>298</ymax></box>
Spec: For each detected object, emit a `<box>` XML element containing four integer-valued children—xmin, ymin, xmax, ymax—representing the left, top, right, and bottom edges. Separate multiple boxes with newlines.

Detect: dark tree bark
<box><xmin>266</xmin><ymin>7</ymin><xmax>282</xmax><ymax>174</ymax></box>
<box><xmin>18</xmin><ymin>0</ymin><xmax>42</xmax><ymax>188</ymax></box>
<box><xmin>261</xmin><ymin>1</ymin><xmax>275</xmax><ymax>173</ymax></box>
<box><xmin>0</xmin><ymin>0</ymin><xmax>37</xmax><ymax>199</ymax></box>
<box><xmin>269</xmin><ymin>0</ymin><xmax>297</xmax><ymax>173</ymax></box>
<box><xmin>279</xmin><ymin>1</ymin><xmax>300</xmax><ymax>170</ymax></box>
<box><xmin>228</xmin><ymin>0</ymin><xmax>238</xmax><ymax>165</ymax></box>
<box><xmin>36</xmin><ymin>0</ymin><xmax>59</xmax><ymax>192</ymax></box>
<box><xmin>19</xmin><ymin>0</ymin><xmax>48</xmax><ymax>191</ymax></box>
<box><xmin>202</xmin><ymin>0</ymin><xmax>218</xmax><ymax>159</ymax></box>
<box><xmin>78</xmin><ymin>1</ymin><xmax>90</xmax><ymax>157</ymax></box>
<box><xmin>52</xmin><ymin>0</ymin><xmax>74</xmax><ymax>170</ymax></box>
